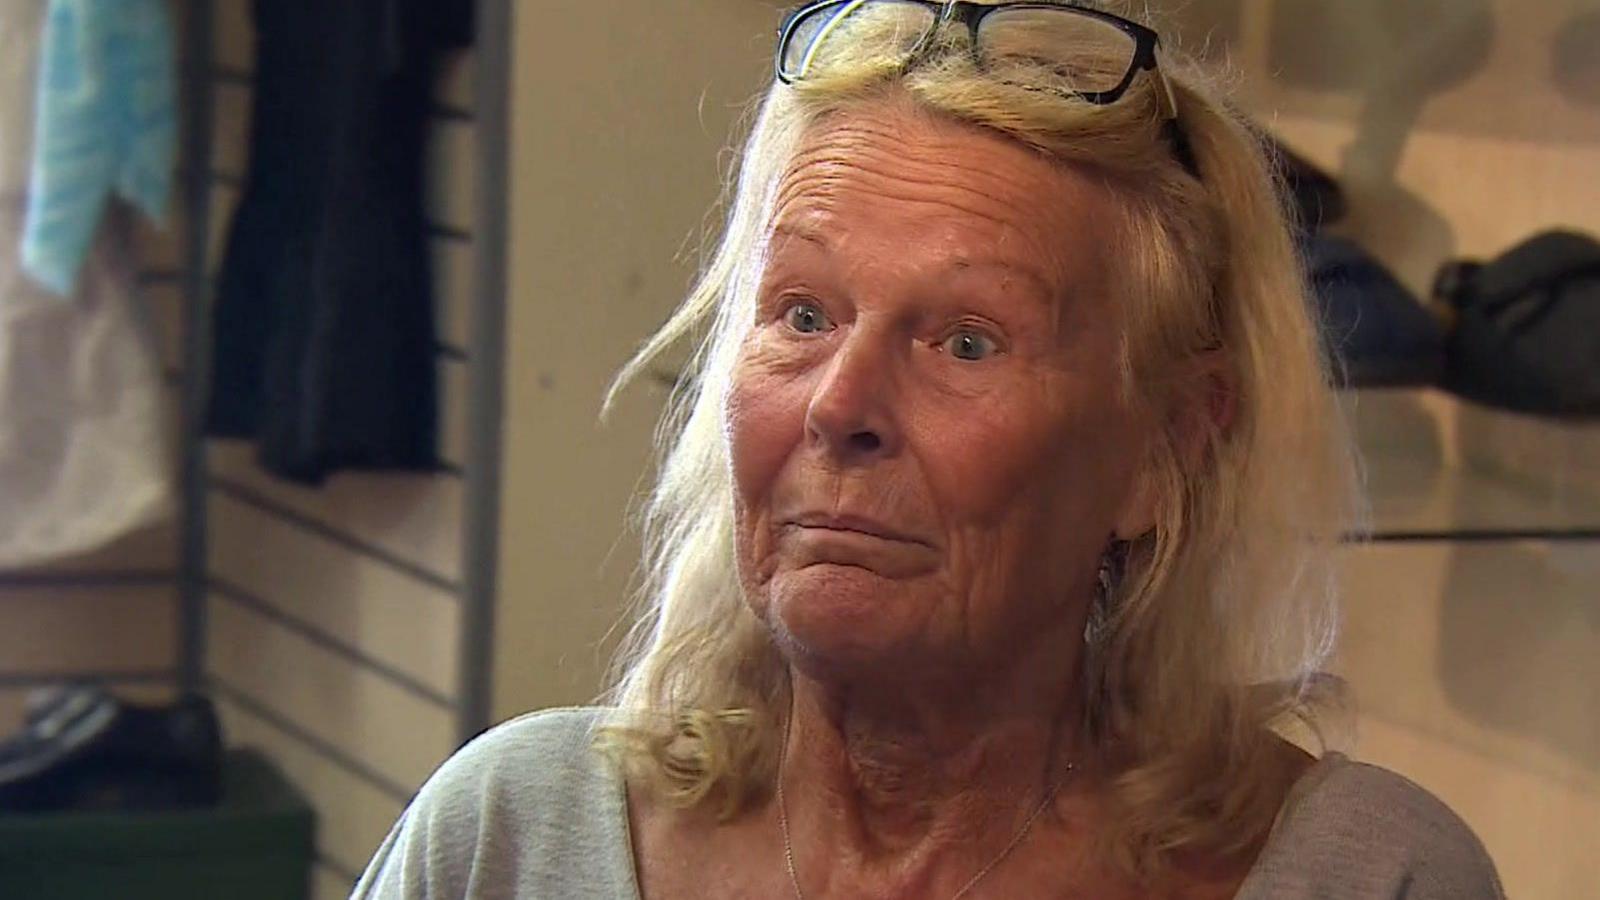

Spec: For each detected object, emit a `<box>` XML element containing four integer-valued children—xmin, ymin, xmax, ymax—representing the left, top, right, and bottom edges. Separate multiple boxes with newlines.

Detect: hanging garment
<box><xmin>0</xmin><ymin>0</ymin><xmax>174</xmax><ymax>568</ymax></box>
<box><xmin>20</xmin><ymin>0</ymin><xmax>175</xmax><ymax>297</ymax></box>
<box><xmin>206</xmin><ymin>0</ymin><xmax>473</xmax><ymax>485</ymax></box>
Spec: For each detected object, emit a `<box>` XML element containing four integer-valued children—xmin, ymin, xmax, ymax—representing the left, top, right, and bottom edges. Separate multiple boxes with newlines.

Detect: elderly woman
<box><xmin>355</xmin><ymin>3</ymin><xmax>1504</xmax><ymax>898</ymax></box>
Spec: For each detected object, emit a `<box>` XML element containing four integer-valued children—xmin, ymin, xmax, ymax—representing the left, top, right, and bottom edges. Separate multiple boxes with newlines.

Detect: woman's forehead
<box><xmin>767</xmin><ymin>105</ymin><xmax>1119</xmax><ymax>292</ymax></box>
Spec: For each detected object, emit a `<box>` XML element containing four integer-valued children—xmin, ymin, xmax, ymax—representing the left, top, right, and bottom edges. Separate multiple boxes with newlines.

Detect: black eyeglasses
<box><xmin>776</xmin><ymin>0</ymin><xmax>1198</xmax><ymax>176</ymax></box>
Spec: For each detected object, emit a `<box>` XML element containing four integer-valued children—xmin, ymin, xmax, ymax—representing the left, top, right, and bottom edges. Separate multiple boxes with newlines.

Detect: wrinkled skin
<box><xmin>726</xmin><ymin>101</ymin><xmax>1157</xmax><ymax>695</ymax></box>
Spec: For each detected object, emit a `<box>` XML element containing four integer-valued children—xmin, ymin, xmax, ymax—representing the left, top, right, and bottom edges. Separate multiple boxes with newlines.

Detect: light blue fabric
<box><xmin>20</xmin><ymin>0</ymin><xmax>175</xmax><ymax>297</ymax></box>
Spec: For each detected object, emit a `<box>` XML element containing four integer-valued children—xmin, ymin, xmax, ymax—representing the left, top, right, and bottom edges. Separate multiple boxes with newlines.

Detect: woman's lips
<box><xmin>786</xmin><ymin>513</ymin><xmax>930</xmax><ymax>547</ymax></box>
<box><xmin>781</xmin><ymin>518</ymin><xmax>936</xmax><ymax>577</ymax></box>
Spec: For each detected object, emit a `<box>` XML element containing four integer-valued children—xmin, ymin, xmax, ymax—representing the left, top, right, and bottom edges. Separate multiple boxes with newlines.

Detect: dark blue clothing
<box><xmin>206</xmin><ymin>0</ymin><xmax>471</xmax><ymax>484</ymax></box>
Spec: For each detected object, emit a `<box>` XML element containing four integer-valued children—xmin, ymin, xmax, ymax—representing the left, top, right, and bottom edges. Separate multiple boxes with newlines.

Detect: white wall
<box><xmin>493</xmin><ymin>0</ymin><xmax>781</xmax><ymax>720</ymax></box>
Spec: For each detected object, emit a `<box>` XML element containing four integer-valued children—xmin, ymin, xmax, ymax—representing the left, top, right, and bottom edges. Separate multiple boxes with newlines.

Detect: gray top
<box><xmin>350</xmin><ymin>707</ymin><xmax>1506</xmax><ymax>899</ymax></box>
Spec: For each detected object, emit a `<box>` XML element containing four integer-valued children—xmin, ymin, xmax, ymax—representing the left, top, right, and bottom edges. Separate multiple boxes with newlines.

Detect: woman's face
<box><xmin>726</xmin><ymin>102</ymin><xmax>1156</xmax><ymax>685</ymax></box>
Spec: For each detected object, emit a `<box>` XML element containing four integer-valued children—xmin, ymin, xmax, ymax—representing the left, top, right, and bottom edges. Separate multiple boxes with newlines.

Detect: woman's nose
<box><xmin>804</xmin><ymin>329</ymin><xmax>902</xmax><ymax>462</ymax></box>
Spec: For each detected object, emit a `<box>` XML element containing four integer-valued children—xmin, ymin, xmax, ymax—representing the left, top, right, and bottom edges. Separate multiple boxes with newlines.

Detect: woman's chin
<box><xmin>764</xmin><ymin>563</ymin><xmax>935</xmax><ymax>677</ymax></box>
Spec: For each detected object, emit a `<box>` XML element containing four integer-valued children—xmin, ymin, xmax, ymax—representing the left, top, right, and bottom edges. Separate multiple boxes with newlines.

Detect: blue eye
<box><xmin>783</xmin><ymin>301</ymin><xmax>832</xmax><ymax>334</ymax></box>
<box><xmin>942</xmin><ymin>328</ymin><xmax>998</xmax><ymax>361</ymax></box>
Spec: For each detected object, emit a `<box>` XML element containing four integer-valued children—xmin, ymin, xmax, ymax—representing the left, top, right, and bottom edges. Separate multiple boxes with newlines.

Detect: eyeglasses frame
<box><xmin>775</xmin><ymin>0</ymin><xmax>1197</xmax><ymax>175</ymax></box>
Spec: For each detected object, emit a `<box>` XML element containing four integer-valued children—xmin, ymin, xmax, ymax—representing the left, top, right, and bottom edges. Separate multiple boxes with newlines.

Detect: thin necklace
<box><xmin>775</xmin><ymin>716</ymin><xmax>1071</xmax><ymax>900</ymax></box>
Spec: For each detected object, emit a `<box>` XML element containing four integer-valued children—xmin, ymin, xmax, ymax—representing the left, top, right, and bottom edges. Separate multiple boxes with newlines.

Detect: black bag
<box><xmin>1434</xmin><ymin>230</ymin><xmax>1600</xmax><ymax>418</ymax></box>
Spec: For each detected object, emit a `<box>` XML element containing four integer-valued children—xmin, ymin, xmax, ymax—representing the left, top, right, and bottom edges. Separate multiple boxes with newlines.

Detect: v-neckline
<box><xmin>609</xmin><ymin>751</ymin><xmax>1349</xmax><ymax>899</ymax></box>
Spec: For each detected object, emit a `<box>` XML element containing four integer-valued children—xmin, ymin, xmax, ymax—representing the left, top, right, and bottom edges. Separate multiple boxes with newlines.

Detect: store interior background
<box><xmin>1</xmin><ymin>1</ymin><xmax>1596</xmax><ymax>897</ymax></box>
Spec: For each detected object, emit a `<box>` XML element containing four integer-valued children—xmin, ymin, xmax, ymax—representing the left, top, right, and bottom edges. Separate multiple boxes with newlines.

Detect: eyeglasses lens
<box><xmin>975</xmin><ymin>7</ymin><xmax>1136</xmax><ymax>94</ymax></box>
<box><xmin>781</xmin><ymin>1</ymin><xmax>938</xmax><ymax>81</ymax></box>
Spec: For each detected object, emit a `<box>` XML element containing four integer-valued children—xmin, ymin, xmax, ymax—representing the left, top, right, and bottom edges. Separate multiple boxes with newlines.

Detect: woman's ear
<box><xmin>1112</xmin><ymin>349</ymin><xmax>1237</xmax><ymax>542</ymax></box>
<box><xmin>1168</xmin><ymin>347</ymin><xmax>1239</xmax><ymax>487</ymax></box>
<box><xmin>1184</xmin><ymin>349</ymin><xmax>1239</xmax><ymax>454</ymax></box>
<box><xmin>1112</xmin><ymin>474</ymin><xmax>1158</xmax><ymax>543</ymax></box>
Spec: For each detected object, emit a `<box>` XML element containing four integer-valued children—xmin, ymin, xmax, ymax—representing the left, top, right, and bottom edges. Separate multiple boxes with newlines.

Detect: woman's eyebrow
<box><xmin>769</xmin><ymin>221</ymin><xmax>830</xmax><ymax>252</ymax></box>
<box><xmin>767</xmin><ymin>222</ymin><xmax>1058</xmax><ymax>307</ymax></box>
<box><xmin>946</xmin><ymin>256</ymin><xmax>1056</xmax><ymax>306</ymax></box>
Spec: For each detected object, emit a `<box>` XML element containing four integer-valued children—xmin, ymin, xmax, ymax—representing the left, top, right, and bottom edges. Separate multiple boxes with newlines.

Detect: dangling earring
<box><xmin>1095</xmin><ymin>548</ymin><xmax>1116</xmax><ymax>600</ymax></box>
<box><xmin>1085</xmin><ymin>537</ymin><xmax>1129</xmax><ymax>645</ymax></box>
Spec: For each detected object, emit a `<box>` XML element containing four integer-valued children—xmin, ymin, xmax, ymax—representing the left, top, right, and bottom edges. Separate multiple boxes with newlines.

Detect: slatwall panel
<box><xmin>0</xmin><ymin>0</ymin><xmax>198</xmax><ymax>732</ymax></box>
<box><xmin>198</xmin><ymin>3</ymin><xmax>486</xmax><ymax>894</ymax></box>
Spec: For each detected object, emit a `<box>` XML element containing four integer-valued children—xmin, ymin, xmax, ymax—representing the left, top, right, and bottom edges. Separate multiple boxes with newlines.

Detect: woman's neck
<box><xmin>777</xmin><ymin>648</ymin><xmax>1091</xmax><ymax>895</ymax></box>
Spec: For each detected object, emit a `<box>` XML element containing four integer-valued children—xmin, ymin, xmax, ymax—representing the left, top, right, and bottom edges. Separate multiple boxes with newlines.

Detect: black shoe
<box><xmin>1436</xmin><ymin>230</ymin><xmax>1600</xmax><ymax>418</ymax></box>
<box><xmin>0</xmin><ymin>688</ymin><xmax>223</xmax><ymax>813</ymax></box>
<box><xmin>20</xmin><ymin>684</ymin><xmax>100</xmax><ymax>727</ymax></box>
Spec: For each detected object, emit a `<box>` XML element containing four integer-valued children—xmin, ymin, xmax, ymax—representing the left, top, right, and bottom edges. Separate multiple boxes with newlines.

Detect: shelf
<box><xmin>1341</xmin><ymin>388</ymin><xmax>1600</xmax><ymax>539</ymax></box>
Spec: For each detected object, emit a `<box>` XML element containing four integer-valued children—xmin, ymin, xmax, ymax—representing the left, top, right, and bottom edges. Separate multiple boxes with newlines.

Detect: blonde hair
<box><xmin>597</xmin><ymin>3</ymin><xmax>1365</xmax><ymax>881</ymax></box>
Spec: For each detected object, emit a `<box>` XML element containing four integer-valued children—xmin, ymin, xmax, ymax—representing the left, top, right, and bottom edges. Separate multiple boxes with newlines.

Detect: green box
<box><xmin>0</xmin><ymin>749</ymin><xmax>315</xmax><ymax>900</ymax></box>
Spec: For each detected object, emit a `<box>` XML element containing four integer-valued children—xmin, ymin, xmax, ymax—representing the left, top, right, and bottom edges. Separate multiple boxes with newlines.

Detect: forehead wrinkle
<box><xmin>771</xmin><ymin>151</ymin><xmax>1070</xmax><ymax>266</ymax></box>
<box><xmin>771</xmin><ymin>160</ymin><xmax>1077</xmax><ymax>299</ymax></box>
<box><xmin>777</xmin><ymin>124</ymin><xmax>1055</xmax><ymax>220</ymax></box>
<box><xmin>773</xmin><ymin>180</ymin><xmax>1045</xmax><ymax>257</ymax></box>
